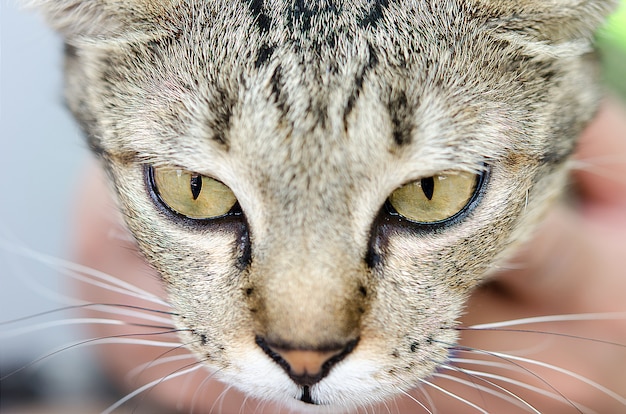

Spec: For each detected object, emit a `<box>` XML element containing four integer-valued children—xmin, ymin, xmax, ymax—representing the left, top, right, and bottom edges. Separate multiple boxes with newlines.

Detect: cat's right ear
<box><xmin>25</xmin><ymin>0</ymin><xmax>180</xmax><ymax>38</ymax></box>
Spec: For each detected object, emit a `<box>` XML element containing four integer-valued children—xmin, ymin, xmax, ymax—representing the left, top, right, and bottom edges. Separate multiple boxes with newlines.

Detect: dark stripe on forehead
<box><xmin>255</xmin><ymin>43</ymin><xmax>277</xmax><ymax>68</ymax></box>
<box><xmin>270</xmin><ymin>65</ymin><xmax>289</xmax><ymax>114</ymax></box>
<box><xmin>246</xmin><ymin>0</ymin><xmax>273</xmax><ymax>34</ymax></box>
<box><xmin>287</xmin><ymin>0</ymin><xmax>340</xmax><ymax>33</ymax></box>
<box><xmin>206</xmin><ymin>86</ymin><xmax>235</xmax><ymax>148</ymax></box>
<box><xmin>358</xmin><ymin>0</ymin><xmax>392</xmax><ymax>28</ymax></box>
<box><xmin>388</xmin><ymin>91</ymin><xmax>415</xmax><ymax>147</ymax></box>
<box><xmin>343</xmin><ymin>42</ymin><xmax>379</xmax><ymax>128</ymax></box>
<box><xmin>248</xmin><ymin>0</ymin><xmax>394</xmax><ymax>34</ymax></box>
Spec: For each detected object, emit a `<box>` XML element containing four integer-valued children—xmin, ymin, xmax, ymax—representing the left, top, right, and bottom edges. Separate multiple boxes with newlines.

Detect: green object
<box><xmin>597</xmin><ymin>0</ymin><xmax>626</xmax><ymax>99</ymax></box>
<box><xmin>600</xmin><ymin>0</ymin><xmax>626</xmax><ymax>49</ymax></box>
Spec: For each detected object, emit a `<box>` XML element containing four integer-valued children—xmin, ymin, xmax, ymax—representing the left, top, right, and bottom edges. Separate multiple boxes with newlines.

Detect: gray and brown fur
<box><xmin>32</xmin><ymin>0</ymin><xmax>616</xmax><ymax>410</ymax></box>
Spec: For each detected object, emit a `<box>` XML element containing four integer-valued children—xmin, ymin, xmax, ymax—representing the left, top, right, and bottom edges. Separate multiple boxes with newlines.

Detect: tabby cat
<box><xmin>24</xmin><ymin>0</ymin><xmax>622</xmax><ymax>412</ymax></box>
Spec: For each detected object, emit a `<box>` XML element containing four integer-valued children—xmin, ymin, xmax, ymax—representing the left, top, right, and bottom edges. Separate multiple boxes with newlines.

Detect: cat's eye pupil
<box><xmin>190</xmin><ymin>174</ymin><xmax>202</xmax><ymax>200</ymax></box>
<box><xmin>421</xmin><ymin>177</ymin><xmax>435</xmax><ymax>200</ymax></box>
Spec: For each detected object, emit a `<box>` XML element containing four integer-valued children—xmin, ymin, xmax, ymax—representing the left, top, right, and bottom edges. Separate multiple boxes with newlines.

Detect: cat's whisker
<box><xmin>488</xmin><ymin>259</ymin><xmax>531</xmax><ymax>271</ymax></box>
<box><xmin>188</xmin><ymin>361</ymin><xmax>218</xmax><ymax>414</ymax></box>
<box><xmin>461</xmin><ymin>327</ymin><xmax>625</xmax><ymax>351</ymax></box>
<box><xmin>102</xmin><ymin>361</ymin><xmax>205</xmax><ymax>414</ymax></box>
<box><xmin>446</xmin><ymin>355</ymin><xmax>604</xmax><ymax>413</ymax></box>
<box><xmin>352</xmin><ymin>400</ymin><xmax>368</xmax><ymax>414</ymax></box>
<box><xmin>176</xmin><ymin>359</ymin><xmax>205</xmax><ymax>412</ymax></box>
<box><xmin>444</xmin><ymin>365</ymin><xmax>597</xmax><ymax>414</ymax></box>
<box><xmin>433</xmin><ymin>358</ymin><xmax>544</xmax><ymax>412</ymax></box>
<box><xmin>128</xmin><ymin>354</ymin><xmax>210</xmax><ymax>414</ymax></box>
<box><xmin>393</xmin><ymin>376</ymin><xmax>438</xmax><ymax>414</ymax></box>
<box><xmin>439</xmin><ymin>342</ymin><xmax>584</xmax><ymax>413</ymax></box>
<box><xmin>450</xmin><ymin>357</ymin><xmax>530</xmax><ymax>374</ymax></box>
<box><xmin>251</xmin><ymin>389</ymin><xmax>272</xmax><ymax>414</ymax></box>
<box><xmin>211</xmin><ymin>381</ymin><xmax>237</xmax><ymax>414</ymax></box>
<box><xmin>125</xmin><ymin>339</ymin><xmax>204</xmax><ymax>391</ymax></box>
<box><xmin>190</xmin><ymin>364</ymin><xmax>222</xmax><ymax>413</ymax></box>
<box><xmin>463</xmin><ymin>312</ymin><xmax>626</xmax><ymax>330</ymax></box>
<box><xmin>0</xmin><ymin>240</ymin><xmax>91</xmax><ymax>307</ymax></box>
<box><xmin>418</xmin><ymin>377</ymin><xmax>490</xmax><ymax>413</ymax></box>
<box><xmin>571</xmin><ymin>156</ymin><xmax>626</xmax><ymax>177</ymax></box>
<box><xmin>435</xmin><ymin>358</ymin><xmax>535</xmax><ymax>411</ymax></box>
<box><xmin>1</xmin><ymin>329</ymin><xmax>186</xmax><ymax>381</ymax></box>
<box><xmin>126</xmin><ymin>353</ymin><xmax>198</xmax><ymax>381</ymax></box>
<box><xmin>431</xmin><ymin>370</ymin><xmax>542</xmax><ymax>413</ymax></box>
<box><xmin>415</xmin><ymin>383</ymin><xmax>438</xmax><ymax>414</ymax></box>
<box><xmin>481</xmin><ymin>349</ymin><xmax>626</xmax><ymax>406</ymax></box>
<box><xmin>2</xmin><ymin>306</ymin><xmax>177</xmax><ymax>341</ymax></box>
<box><xmin>81</xmin><ymin>302</ymin><xmax>175</xmax><ymax>325</ymax></box>
<box><xmin>0</xmin><ymin>317</ymin><xmax>165</xmax><ymax>339</ymax></box>
<box><xmin>396</xmin><ymin>388</ymin><xmax>434</xmax><ymax>414</ymax></box>
<box><xmin>371</xmin><ymin>392</ymin><xmax>396</xmax><ymax>414</ymax></box>
<box><xmin>1</xmin><ymin>240</ymin><xmax>168</xmax><ymax>306</ymax></box>
<box><xmin>450</xmin><ymin>344</ymin><xmax>626</xmax><ymax>410</ymax></box>
<box><xmin>572</xmin><ymin>154</ymin><xmax>626</xmax><ymax>166</ymax></box>
<box><xmin>0</xmin><ymin>303</ymin><xmax>176</xmax><ymax>326</ymax></box>
<box><xmin>524</xmin><ymin>188</ymin><xmax>529</xmax><ymax>212</ymax></box>
<box><xmin>235</xmin><ymin>392</ymin><xmax>247</xmax><ymax>414</ymax></box>
<box><xmin>351</xmin><ymin>399</ymin><xmax>364</xmax><ymax>414</ymax></box>
<box><xmin>386</xmin><ymin>393</ymin><xmax>403</xmax><ymax>414</ymax></box>
<box><xmin>64</xmin><ymin>267</ymin><xmax>167</xmax><ymax>306</ymax></box>
<box><xmin>237</xmin><ymin>384</ymin><xmax>255</xmax><ymax>414</ymax></box>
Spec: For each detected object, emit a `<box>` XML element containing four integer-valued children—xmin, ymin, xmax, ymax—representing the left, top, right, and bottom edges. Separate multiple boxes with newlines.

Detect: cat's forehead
<box><xmin>104</xmin><ymin>0</ymin><xmax>513</xmax><ymax>170</ymax></box>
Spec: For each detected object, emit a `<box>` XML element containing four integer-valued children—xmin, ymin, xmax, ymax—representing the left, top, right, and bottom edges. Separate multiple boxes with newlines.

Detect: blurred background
<box><xmin>1</xmin><ymin>0</ymin><xmax>102</xmax><ymax>412</ymax></box>
<box><xmin>1</xmin><ymin>0</ymin><xmax>625</xmax><ymax>412</ymax></box>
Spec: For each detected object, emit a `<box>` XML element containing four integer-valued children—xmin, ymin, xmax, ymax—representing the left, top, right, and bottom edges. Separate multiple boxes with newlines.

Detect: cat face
<box><xmin>34</xmin><ymin>0</ymin><xmax>615</xmax><ymax>410</ymax></box>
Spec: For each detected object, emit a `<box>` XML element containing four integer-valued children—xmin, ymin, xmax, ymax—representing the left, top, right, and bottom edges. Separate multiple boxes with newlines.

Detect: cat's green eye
<box><xmin>151</xmin><ymin>167</ymin><xmax>237</xmax><ymax>219</ymax></box>
<box><xmin>388</xmin><ymin>171</ymin><xmax>479</xmax><ymax>223</ymax></box>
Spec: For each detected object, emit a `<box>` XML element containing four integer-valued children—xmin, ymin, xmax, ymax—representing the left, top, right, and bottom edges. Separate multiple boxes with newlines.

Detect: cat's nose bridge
<box><xmin>248</xmin><ymin>244</ymin><xmax>370</xmax><ymax>349</ymax></box>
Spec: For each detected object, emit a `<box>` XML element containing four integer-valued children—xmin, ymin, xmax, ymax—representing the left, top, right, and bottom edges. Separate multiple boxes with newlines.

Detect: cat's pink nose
<box><xmin>256</xmin><ymin>337</ymin><xmax>358</xmax><ymax>386</ymax></box>
<box><xmin>274</xmin><ymin>348</ymin><xmax>341</xmax><ymax>378</ymax></box>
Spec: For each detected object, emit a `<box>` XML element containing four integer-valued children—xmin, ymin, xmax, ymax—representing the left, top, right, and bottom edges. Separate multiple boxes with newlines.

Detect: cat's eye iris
<box><xmin>151</xmin><ymin>167</ymin><xmax>237</xmax><ymax>219</ymax></box>
<box><xmin>388</xmin><ymin>171</ymin><xmax>479</xmax><ymax>223</ymax></box>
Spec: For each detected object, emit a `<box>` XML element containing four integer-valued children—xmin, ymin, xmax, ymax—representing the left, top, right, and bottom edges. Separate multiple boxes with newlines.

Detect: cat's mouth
<box><xmin>300</xmin><ymin>386</ymin><xmax>317</xmax><ymax>405</ymax></box>
<box><xmin>256</xmin><ymin>335</ymin><xmax>360</xmax><ymax>406</ymax></box>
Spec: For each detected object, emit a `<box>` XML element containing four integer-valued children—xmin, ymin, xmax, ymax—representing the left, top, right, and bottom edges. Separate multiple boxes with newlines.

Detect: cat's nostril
<box><xmin>255</xmin><ymin>337</ymin><xmax>358</xmax><ymax>386</ymax></box>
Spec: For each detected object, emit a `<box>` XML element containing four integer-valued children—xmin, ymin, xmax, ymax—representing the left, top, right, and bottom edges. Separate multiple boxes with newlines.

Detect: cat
<box><xmin>7</xmin><ymin>0</ymin><xmax>624</xmax><ymax>412</ymax></box>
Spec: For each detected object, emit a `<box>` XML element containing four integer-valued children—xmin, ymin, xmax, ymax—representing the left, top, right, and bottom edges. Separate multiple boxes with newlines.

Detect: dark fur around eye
<box><xmin>365</xmin><ymin>167</ymin><xmax>490</xmax><ymax>269</ymax></box>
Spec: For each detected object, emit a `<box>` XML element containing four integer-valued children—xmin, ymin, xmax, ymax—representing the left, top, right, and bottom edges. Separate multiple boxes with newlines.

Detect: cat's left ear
<box><xmin>25</xmin><ymin>0</ymin><xmax>180</xmax><ymax>39</ymax></box>
<box><xmin>473</xmin><ymin>0</ymin><xmax>619</xmax><ymax>44</ymax></box>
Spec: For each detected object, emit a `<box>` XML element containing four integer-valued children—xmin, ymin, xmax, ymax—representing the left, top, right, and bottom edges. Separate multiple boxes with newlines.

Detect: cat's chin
<box><xmin>247</xmin><ymin>393</ymin><xmax>386</xmax><ymax>414</ymax></box>
<box><xmin>219</xmin><ymin>361</ymin><xmax>412</xmax><ymax>414</ymax></box>
<box><xmin>275</xmin><ymin>399</ymin><xmax>355</xmax><ymax>414</ymax></box>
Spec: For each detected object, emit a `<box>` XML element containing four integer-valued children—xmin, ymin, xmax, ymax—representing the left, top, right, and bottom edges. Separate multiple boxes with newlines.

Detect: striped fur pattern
<box><xmin>31</xmin><ymin>0</ymin><xmax>616</xmax><ymax>411</ymax></box>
